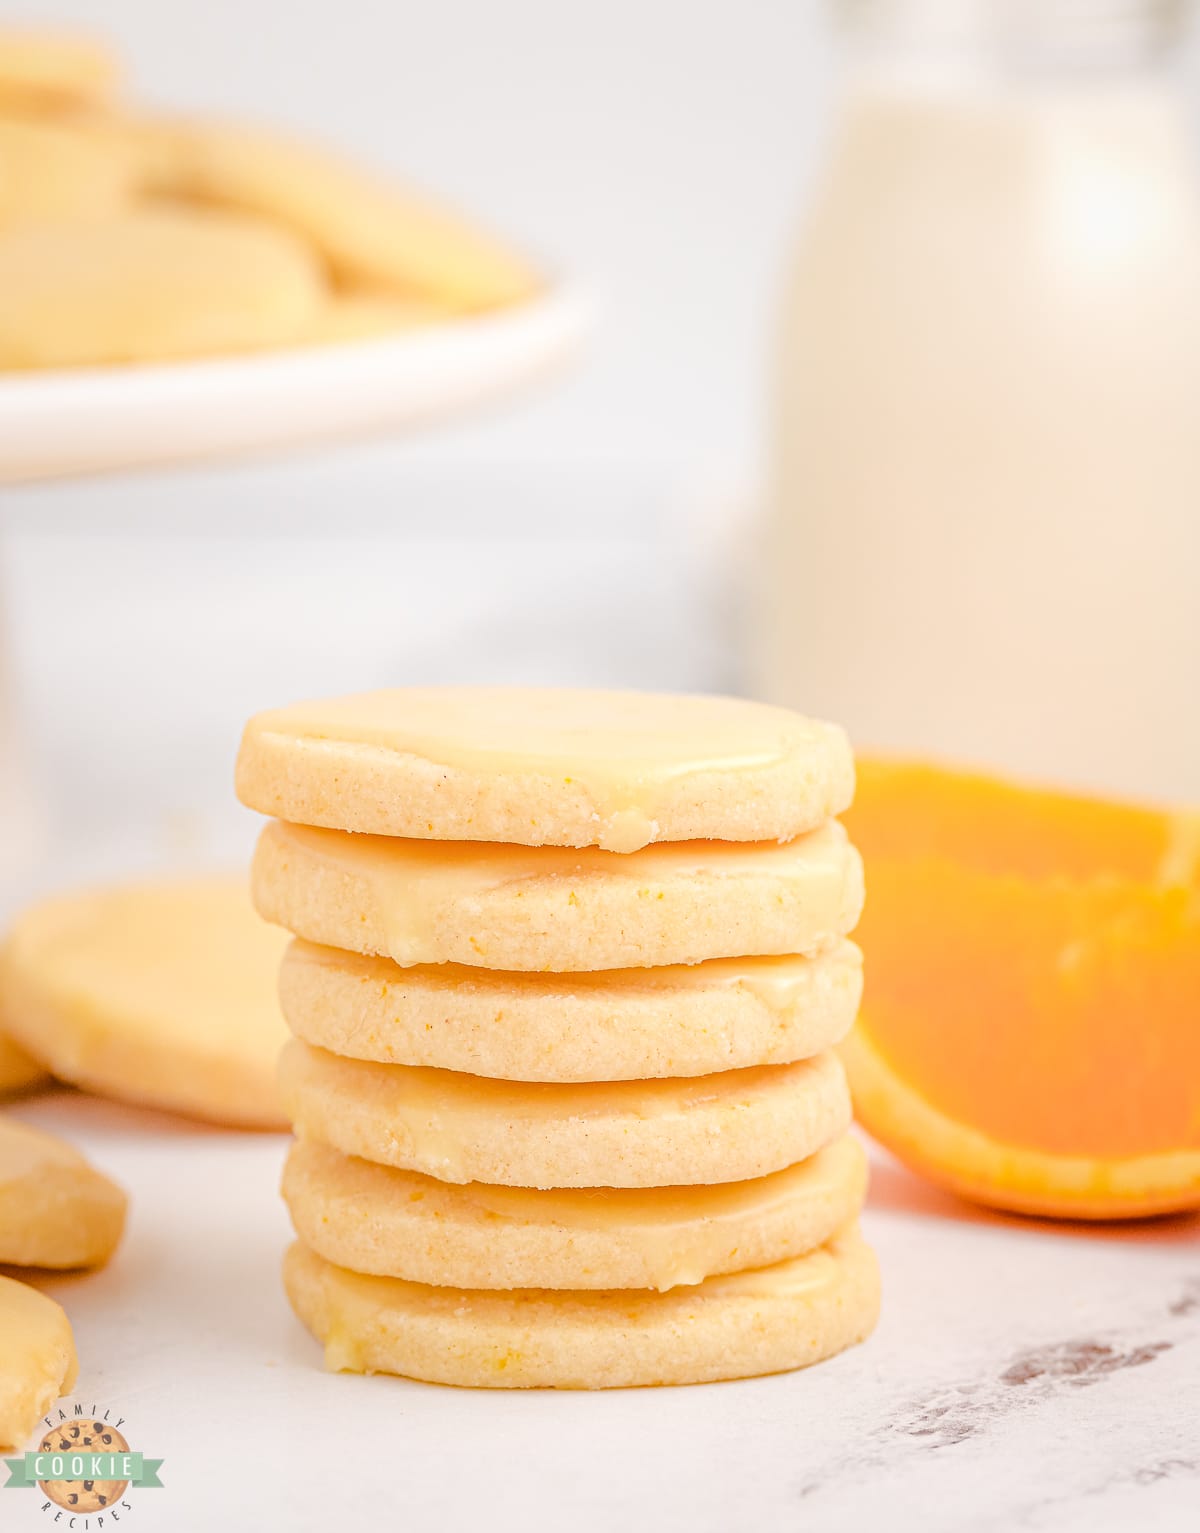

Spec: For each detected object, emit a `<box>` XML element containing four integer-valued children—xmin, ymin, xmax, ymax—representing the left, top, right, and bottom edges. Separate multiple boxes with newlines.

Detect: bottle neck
<box><xmin>837</xmin><ymin>0</ymin><xmax>1190</xmax><ymax>84</ymax></box>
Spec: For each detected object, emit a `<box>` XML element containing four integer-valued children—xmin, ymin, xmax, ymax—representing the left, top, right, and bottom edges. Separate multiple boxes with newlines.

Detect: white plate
<box><xmin>0</xmin><ymin>281</ymin><xmax>590</xmax><ymax>483</ymax></box>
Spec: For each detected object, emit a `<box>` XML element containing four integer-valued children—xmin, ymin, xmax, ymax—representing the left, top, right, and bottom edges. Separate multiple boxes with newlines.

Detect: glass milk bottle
<box><xmin>757</xmin><ymin>0</ymin><xmax>1200</xmax><ymax>803</ymax></box>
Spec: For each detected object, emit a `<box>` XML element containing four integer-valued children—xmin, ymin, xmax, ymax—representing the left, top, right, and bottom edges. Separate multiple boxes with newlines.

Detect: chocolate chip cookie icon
<box><xmin>37</xmin><ymin>1421</ymin><xmax>130</xmax><ymax>1512</ymax></box>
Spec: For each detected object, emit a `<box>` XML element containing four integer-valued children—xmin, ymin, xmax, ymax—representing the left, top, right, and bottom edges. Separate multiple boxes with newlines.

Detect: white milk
<box><xmin>757</xmin><ymin>0</ymin><xmax>1200</xmax><ymax>802</ymax></box>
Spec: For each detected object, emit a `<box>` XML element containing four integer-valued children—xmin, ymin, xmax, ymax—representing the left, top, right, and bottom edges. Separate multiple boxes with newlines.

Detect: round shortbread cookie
<box><xmin>0</xmin><ymin>1117</ymin><xmax>126</xmax><ymax>1269</ymax></box>
<box><xmin>153</xmin><ymin>121</ymin><xmax>539</xmax><ymax>310</ymax></box>
<box><xmin>0</xmin><ymin>205</ymin><xmax>324</xmax><ymax>368</ymax></box>
<box><xmin>283</xmin><ymin>1222</ymin><xmax>880</xmax><ymax>1389</ymax></box>
<box><xmin>0</xmin><ymin>878</ymin><xmax>290</xmax><ymax>1128</ymax></box>
<box><xmin>305</xmin><ymin>290</ymin><xmax>446</xmax><ymax>346</ymax></box>
<box><xmin>280</xmin><ymin>938</ymin><xmax>863</xmax><ymax>1081</ymax></box>
<box><xmin>0</xmin><ymin>28</ymin><xmax>116</xmax><ymax>109</ymax></box>
<box><xmin>236</xmin><ymin>686</ymin><xmax>855</xmax><ymax>852</ymax></box>
<box><xmin>0</xmin><ymin>1034</ymin><xmax>48</xmax><ymax>1096</ymax></box>
<box><xmin>252</xmin><ymin>819</ymin><xmax>863</xmax><ymax>973</ymax></box>
<box><xmin>0</xmin><ymin>116</ymin><xmax>138</xmax><ymax>224</ymax></box>
<box><xmin>0</xmin><ymin>1275</ymin><xmax>77</xmax><ymax>1449</ymax></box>
<box><xmin>278</xmin><ymin>1040</ymin><xmax>851</xmax><ymax>1188</ymax></box>
<box><xmin>283</xmin><ymin>1133</ymin><xmax>868</xmax><ymax>1291</ymax></box>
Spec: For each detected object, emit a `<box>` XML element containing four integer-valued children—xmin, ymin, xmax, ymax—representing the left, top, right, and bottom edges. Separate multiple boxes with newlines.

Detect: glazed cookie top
<box><xmin>0</xmin><ymin>1117</ymin><xmax>127</xmax><ymax>1271</ymax></box>
<box><xmin>236</xmin><ymin>686</ymin><xmax>855</xmax><ymax>851</ymax></box>
<box><xmin>0</xmin><ymin>1274</ymin><xmax>77</xmax><ymax>1450</ymax></box>
<box><xmin>0</xmin><ymin>877</ymin><xmax>290</xmax><ymax>1128</ymax></box>
<box><xmin>251</xmin><ymin>818</ymin><xmax>864</xmax><ymax>971</ymax></box>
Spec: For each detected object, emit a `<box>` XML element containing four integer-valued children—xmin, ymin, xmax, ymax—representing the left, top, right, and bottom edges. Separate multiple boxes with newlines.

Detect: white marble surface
<box><xmin>6</xmin><ymin>1090</ymin><xmax>1198</xmax><ymax>1533</ymax></box>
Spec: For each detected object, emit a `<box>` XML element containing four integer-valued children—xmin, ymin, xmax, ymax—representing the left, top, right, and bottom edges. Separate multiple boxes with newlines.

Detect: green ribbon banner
<box><xmin>3</xmin><ymin>1452</ymin><xmax>164</xmax><ymax>1488</ymax></box>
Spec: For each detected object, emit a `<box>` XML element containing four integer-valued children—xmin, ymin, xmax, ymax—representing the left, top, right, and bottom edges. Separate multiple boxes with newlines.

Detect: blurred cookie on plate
<box><xmin>150</xmin><ymin>120</ymin><xmax>541</xmax><ymax>310</ymax></box>
<box><xmin>0</xmin><ymin>26</ymin><xmax>116</xmax><ymax>112</ymax></box>
<box><xmin>0</xmin><ymin>205</ymin><xmax>325</xmax><ymax>367</ymax></box>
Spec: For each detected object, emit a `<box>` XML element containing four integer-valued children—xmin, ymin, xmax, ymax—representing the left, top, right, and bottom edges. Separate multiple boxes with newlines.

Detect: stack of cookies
<box><xmin>236</xmin><ymin>688</ymin><xmax>880</xmax><ymax>1389</ymax></box>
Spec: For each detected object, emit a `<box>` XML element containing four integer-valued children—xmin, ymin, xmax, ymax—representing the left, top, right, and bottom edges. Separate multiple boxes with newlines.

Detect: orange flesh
<box><xmin>845</xmin><ymin>761</ymin><xmax>1200</xmax><ymax>1163</ymax></box>
<box><xmin>850</xmin><ymin>759</ymin><xmax>1178</xmax><ymax>881</ymax></box>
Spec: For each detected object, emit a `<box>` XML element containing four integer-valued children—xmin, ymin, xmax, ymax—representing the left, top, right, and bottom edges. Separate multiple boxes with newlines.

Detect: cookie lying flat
<box><xmin>280</xmin><ymin>938</ymin><xmax>863</xmax><ymax>1081</ymax></box>
<box><xmin>278</xmin><ymin>1040</ymin><xmax>851</xmax><ymax>1188</ymax></box>
<box><xmin>0</xmin><ymin>205</ymin><xmax>324</xmax><ymax>368</ymax></box>
<box><xmin>283</xmin><ymin>1134</ymin><xmax>868</xmax><ymax>1291</ymax></box>
<box><xmin>0</xmin><ymin>1275</ymin><xmax>77</xmax><ymax>1448</ymax></box>
<box><xmin>252</xmin><ymin>819</ymin><xmax>863</xmax><ymax>973</ymax></box>
<box><xmin>0</xmin><ymin>878</ymin><xmax>290</xmax><ymax>1128</ymax></box>
<box><xmin>0</xmin><ymin>116</ymin><xmax>138</xmax><ymax>224</ymax></box>
<box><xmin>236</xmin><ymin>687</ymin><xmax>855</xmax><ymax>852</ymax></box>
<box><xmin>0</xmin><ymin>1034</ymin><xmax>48</xmax><ymax>1096</ymax></box>
<box><xmin>0</xmin><ymin>27</ymin><xmax>116</xmax><ymax>109</ymax></box>
<box><xmin>284</xmin><ymin>1222</ymin><xmax>879</xmax><ymax>1389</ymax></box>
<box><xmin>155</xmin><ymin>121</ymin><xmax>538</xmax><ymax>310</ymax></box>
<box><xmin>0</xmin><ymin>1117</ymin><xmax>126</xmax><ymax>1269</ymax></box>
<box><xmin>306</xmin><ymin>290</ymin><xmax>445</xmax><ymax>346</ymax></box>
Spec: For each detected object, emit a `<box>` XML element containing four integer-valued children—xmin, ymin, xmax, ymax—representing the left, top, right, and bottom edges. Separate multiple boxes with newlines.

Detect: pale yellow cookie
<box><xmin>236</xmin><ymin>687</ymin><xmax>855</xmax><ymax>851</ymax></box>
<box><xmin>283</xmin><ymin>1222</ymin><xmax>879</xmax><ymax>1389</ymax></box>
<box><xmin>278</xmin><ymin>1040</ymin><xmax>851</xmax><ymax>1189</ymax></box>
<box><xmin>0</xmin><ymin>1117</ymin><xmax>126</xmax><ymax>1269</ymax></box>
<box><xmin>0</xmin><ymin>28</ymin><xmax>116</xmax><ymax>110</ymax></box>
<box><xmin>252</xmin><ymin>819</ymin><xmax>863</xmax><ymax>973</ymax></box>
<box><xmin>0</xmin><ymin>205</ymin><xmax>325</xmax><ymax>369</ymax></box>
<box><xmin>0</xmin><ymin>115</ymin><xmax>138</xmax><ymax>224</ymax></box>
<box><xmin>305</xmin><ymin>290</ymin><xmax>446</xmax><ymax>346</ymax></box>
<box><xmin>0</xmin><ymin>878</ymin><xmax>290</xmax><ymax>1128</ymax></box>
<box><xmin>280</xmin><ymin>938</ymin><xmax>863</xmax><ymax>1081</ymax></box>
<box><xmin>0</xmin><ymin>1275</ymin><xmax>77</xmax><ymax>1448</ymax></box>
<box><xmin>283</xmin><ymin>1133</ymin><xmax>868</xmax><ymax>1291</ymax></box>
<box><xmin>0</xmin><ymin>1033</ymin><xmax>48</xmax><ymax>1096</ymax></box>
<box><xmin>80</xmin><ymin>109</ymin><xmax>191</xmax><ymax>185</ymax></box>
<box><xmin>153</xmin><ymin>120</ymin><xmax>538</xmax><ymax>310</ymax></box>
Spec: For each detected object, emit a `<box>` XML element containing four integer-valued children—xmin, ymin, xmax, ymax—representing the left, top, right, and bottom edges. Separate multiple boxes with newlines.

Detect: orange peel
<box><xmin>842</xmin><ymin>759</ymin><xmax>1200</xmax><ymax>1219</ymax></box>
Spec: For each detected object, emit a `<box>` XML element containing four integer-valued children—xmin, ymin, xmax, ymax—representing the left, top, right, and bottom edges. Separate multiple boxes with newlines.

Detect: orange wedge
<box><xmin>842</xmin><ymin>759</ymin><xmax>1200</xmax><ymax>1219</ymax></box>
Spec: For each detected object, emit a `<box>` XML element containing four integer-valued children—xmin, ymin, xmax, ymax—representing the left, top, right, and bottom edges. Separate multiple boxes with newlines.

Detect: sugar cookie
<box><xmin>0</xmin><ymin>1275</ymin><xmax>77</xmax><ymax>1448</ymax></box>
<box><xmin>252</xmin><ymin>819</ymin><xmax>863</xmax><ymax>973</ymax></box>
<box><xmin>284</xmin><ymin>1222</ymin><xmax>879</xmax><ymax>1389</ymax></box>
<box><xmin>0</xmin><ymin>1034</ymin><xmax>47</xmax><ymax>1096</ymax></box>
<box><xmin>306</xmin><ymin>290</ymin><xmax>446</xmax><ymax>346</ymax></box>
<box><xmin>236</xmin><ymin>687</ymin><xmax>855</xmax><ymax>851</ymax></box>
<box><xmin>280</xmin><ymin>938</ymin><xmax>862</xmax><ymax>1081</ymax></box>
<box><xmin>0</xmin><ymin>878</ymin><xmax>290</xmax><ymax>1128</ymax></box>
<box><xmin>0</xmin><ymin>116</ymin><xmax>138</xmax><ymax>224</ymax></box>
<box><xmin>0</xmin><ymin>28</ymin><xmax>116</xmax><ymax>109</ymax></box>
<box><xmin>155</xmin><ymin>121</ymin><xmax>538</xmax><ymax>310</ymax></box>
<box><xmin>0</xmin><ymin>206</ymin><xmax>324</xmax><ymax>369</ymax></box>
<box><xmin>283</xmin><ymin>1133</ymin><xmax>868</xmax><ymax>1291</ymax></box>
<box><xmin>278</xmin><ymin>1040</ymin><xmax>851</xmax><ymax>1188</ymax></box>
<box><xmin>0</xmin><ymin>1117</ymin><xmax>126</xmax><ymax>1269</ymax></box>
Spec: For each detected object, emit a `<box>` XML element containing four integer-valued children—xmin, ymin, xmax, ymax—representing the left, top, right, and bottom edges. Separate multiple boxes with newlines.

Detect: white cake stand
<box><xmin>0</xmin><ymin>281</ymin><xmax>590</xmax><ymax>483</ymax></box>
